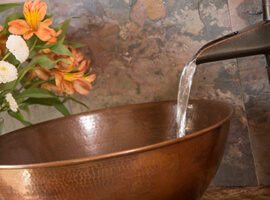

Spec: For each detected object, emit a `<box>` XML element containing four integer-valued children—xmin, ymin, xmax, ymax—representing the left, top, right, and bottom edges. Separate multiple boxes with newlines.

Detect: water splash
<box><xmin>176</xmin><ymin>59</ymin><xmax>197</xmax><ymax>138</ymax></box>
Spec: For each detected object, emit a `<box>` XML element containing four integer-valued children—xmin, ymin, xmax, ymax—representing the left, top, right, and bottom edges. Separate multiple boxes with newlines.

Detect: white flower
<box><xmin>6</xmin><ymin>35</ymin><xmax>29</xmax><ymax>63</ymax></box>
<box><xmin>5</xmin><ymin>93</ymin><xmax>18</xmax><ymax>112</ymax></box>
<box><xmin>0</xmin><ymin>61</ymin><xmax>18</xmax><ymax>83</ymax></box>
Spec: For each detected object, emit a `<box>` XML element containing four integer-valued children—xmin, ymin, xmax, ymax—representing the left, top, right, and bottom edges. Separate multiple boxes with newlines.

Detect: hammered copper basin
<box><xmin>0</xmin><ymin>100</ymin><xmax>233</xmax><ymax>200</ymax></box>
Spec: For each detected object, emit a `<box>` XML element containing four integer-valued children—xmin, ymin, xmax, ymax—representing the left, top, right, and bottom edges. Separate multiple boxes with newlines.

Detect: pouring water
<box><xmin>176</xmin><ymin>59</ymin><xmax>197</xmax><ymax>138</ymax></box>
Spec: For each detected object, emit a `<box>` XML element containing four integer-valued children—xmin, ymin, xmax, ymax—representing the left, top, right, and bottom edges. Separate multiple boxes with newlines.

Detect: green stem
<box><xmin>2</xmin><ymin>51</ymin><xmax>11</xmax><ymax>61</ymax></box>
<box><xmin>10</xmin><ymin>66</ymin><xmax>33</xmax><ymax>94</ymax></box>
<box><xmin>1</xmin><ymin>102</ymin><xmax>7</xmax><ymax>112</ymax></box>
<box><xmin>29</xmin><ymin>38</ymin><xmax>38</xmax><ymax>53</ymax></box>
<box><xmin>17</xmin><ymin>63</ymin><xmax>22</xmax><ymax>70</ymax></box>
<box><xmin>18</xmin><ymin>76</ymin><xmax>54</xmax><ymax>92</ymax></box>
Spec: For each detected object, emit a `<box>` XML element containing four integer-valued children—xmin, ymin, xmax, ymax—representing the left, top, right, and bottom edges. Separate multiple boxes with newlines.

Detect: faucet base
<box><xmin>265</xmin><ymin>54</ymin><xmax>270</xmax><ymax>83</ymax></box>
<box><xmin>266</xmin><ymin>66</ymin><xmax>270</xmax><ymax>83</ymax></box>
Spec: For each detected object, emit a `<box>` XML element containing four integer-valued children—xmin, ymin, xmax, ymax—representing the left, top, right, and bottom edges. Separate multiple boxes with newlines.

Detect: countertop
<box><xmin>202</xmin><ymin>187</ymin><xmax>270</xmax><ymax>200</ymax></box>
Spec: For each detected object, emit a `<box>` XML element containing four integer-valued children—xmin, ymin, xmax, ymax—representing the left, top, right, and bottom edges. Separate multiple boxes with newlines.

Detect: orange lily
<box><xmin>0</xmin><ymin>35</ymin><xmax>7</xmax><ymax>57</ymax></box>
<box><xmin>70</xmin><ymin>46</ymin><xmax>84</xmax><ymax>64</ymax></box>
<box><xmin>49</xmin><ymin>45</ymin><xmax>85</xmax><ymax>74</ymax></box>
<box><xmin>52</xmin><ymin>66</ymin><xmax>96</xmax><ymax>95</ymax></box>
<box><xmin>40</xmin><ymin>82</ymin><xmax>59</xmax><ymax>93</ymax></box>
<box><xmin>55</xmin><ymin>56</ymin><xmax>77</xmax><ymax>72</ymax></box>
<box><xmin>43</xmin><ymin>30</ymin><xmax>62</xmax><ymax>53</ymax></box>
<box><xmin>26</xmin><ymin>67</ymin><xmax>52</xmax><ymax>81</ymax></box>
<box><xmin>78</xmin><ymin>60</ymin><xmax>91</xmax><ymax>72</ymax></box>
<box><xmin>73</xmin><ymin>73</ymin><xmax>96</xmax><ymax>95</ymax></box>
<box><xmin>0</xmin><ymin>25</ymin><xmax>7</xmax><ymax>57</ymax></box>
<box><xmin>27</xmin><ymin>41</ymin><xmax>96</xmax><ymax>95</ymax></box>
<box><xmin>8</xmin><ymin>0</ymin><xmax>56</xmax><ymax>41</ymax></box>
<box><xmin>53</xmin><ymin>70</ymin><xmax>75</xmax><ymax>95</ymax></box>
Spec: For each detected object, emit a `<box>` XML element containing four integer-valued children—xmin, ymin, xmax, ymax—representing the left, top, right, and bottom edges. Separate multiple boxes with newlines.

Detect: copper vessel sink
<box><xmin>0</xmin><ymin>100</ymin><xmax>233</xmax><ymax>200</ymax></box>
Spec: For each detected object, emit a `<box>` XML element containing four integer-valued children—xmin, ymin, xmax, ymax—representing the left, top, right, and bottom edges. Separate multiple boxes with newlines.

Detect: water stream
<box><xmin>176</xmin><ymin>59</ymin><xmax>197</xmax><ymax>138</ymax></box>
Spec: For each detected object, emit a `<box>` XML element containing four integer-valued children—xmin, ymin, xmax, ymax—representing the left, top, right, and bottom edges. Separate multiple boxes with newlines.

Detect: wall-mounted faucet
<box><xmin>195</xmin><ymin>0</ymin><xmax>270</xmax><ymax>83</ymax></box>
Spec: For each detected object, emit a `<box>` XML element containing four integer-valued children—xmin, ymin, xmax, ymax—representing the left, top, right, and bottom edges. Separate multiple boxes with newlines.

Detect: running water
<box><xmin>176</xmin><ymin>59</ymin><xmax>197</xmax><ymax>138</ymax></box>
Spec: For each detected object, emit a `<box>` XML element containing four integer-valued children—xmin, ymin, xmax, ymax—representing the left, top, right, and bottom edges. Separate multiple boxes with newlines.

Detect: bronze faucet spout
<box><xmin>195</xmin><ymin>21</ymin><xmax>270</xmax><ymax>65</ymax></box>
<box><xmin>195</xmin><ymin>0</ymin><xmax>270</xmax><ymax>82</ymax></box>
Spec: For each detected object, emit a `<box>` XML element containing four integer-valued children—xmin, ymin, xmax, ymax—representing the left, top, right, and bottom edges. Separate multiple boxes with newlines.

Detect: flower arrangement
<box><xmin>0</xmin><ymin>0</ymin><xmax>96</xmax><ymax>126</ymax></box>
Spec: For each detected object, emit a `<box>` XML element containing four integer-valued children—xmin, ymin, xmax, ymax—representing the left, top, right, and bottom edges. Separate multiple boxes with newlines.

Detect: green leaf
<box><xmin>50</xmin><ymin>43</ymin><xmax>75</xmax><ymax>58</ymax></box>
<box><xmin>7</xmin><ymin>51</ymin><xmax>20</xmax><ymax>66</ymax></box>
<box><xmin>0</xmin><ymin>80</ymin><xmax>16</xmax><ymax>91</ymax></box>
<box><xmin>54</xmin><ymin>18</ymin><xmax>71</xmax><ymax>41</ymax></box>
<box><xmin>20</xmin><ymin>98</ymin><xmax>54</xmax><ymax>107</ymax></box>
<box><xmin>35</xmin><ymin>43</ymin><xmax>75</xmax><ymax>58</ymax></box>
<box><xmin>8</xmin><ymin>110</ymin><xmax>32</xmax><ymax>126</ymax></box>
<box><xmin>53</xmin><ymin>101</ymin><xmax>70</xmax><ymax>116</ymax></box>
<box><xmin>62</xmin><ymin>96</ymin><xmax>90</xmax><ymax>111</ymax></box>
<box><xmin>64</xmin><ymin>41</ymin><xmax>86</xmax><ymax>48</ymax></box>
<box><xmin>2</xmin><ymin>12</ymin><xmax>24</xmax><ymax>33</ymax></box>
<box><xmin>26</xmin><ymin>35</ymin><xmax>37</xmax><ymax>49</ymax></box>
<box><xmin>44</xmin><ymin>14</ymin><xmax>53</xmax><ymax>20</ymax></box>
<box><xmin>39</xmin><ymin>58</ymin><xmax>56</xmax><ymax>69</ymax></box>
<box><xmin>16</xmin><ymin>88</ymin><xmax>57</xmax><ymax>99</ymax></box>
<box><xmin>32</xmin><ymin>56</ymin><xmax>55</xmax><ymax>69</ymax></box>
<box><xmin>20</xmin><ymin>98</ymin><xmax>70</xmax><ymax>116</ymax></box>
<box><xmin>0</xmin><ymin>3</ymin><xmax>22</xmax><ymax>13</ymax></box>
<box><xmin>28</xmin><ymin>55</ymin><xmax>71</xmax><ymax>69</ymax></box>
<box><xmin>35</xmin><ymin>43</ymin><xmax>55</xmax><ymax>50</ymax></box>
<box><xmin>19</xmin><ymin>105</ymin><xmax>30</xmax><ymax>116</ymax></box>
<box><xmin>56</xmin><ymin>58</ymin><xmax>70</xmax><ymax>65</ymax></box>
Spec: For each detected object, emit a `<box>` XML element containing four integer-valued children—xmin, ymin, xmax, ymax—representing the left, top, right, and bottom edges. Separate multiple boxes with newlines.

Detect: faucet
<box><xmin>195</xmin><ymin>0</ymin><xmax>270</xmax><ymax>82</ymax></box>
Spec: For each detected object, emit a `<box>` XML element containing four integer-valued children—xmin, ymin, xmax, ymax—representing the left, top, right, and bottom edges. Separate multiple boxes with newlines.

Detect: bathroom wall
<box><xmin>228</xmin><ymin>0</ymin><xmax>270</xmax><ymax>186</ymax></box>
<box><xmin>1</xmin><ymin>0</ymin><xmax>269</xmax><ymax>186</ymax></box>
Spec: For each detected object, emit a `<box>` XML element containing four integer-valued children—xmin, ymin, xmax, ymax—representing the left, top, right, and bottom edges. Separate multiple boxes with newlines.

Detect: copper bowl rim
<box><xmin>0</xmin><ymin>100</ymin><xmax>234</xmax><ymax>170</ymax></box>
